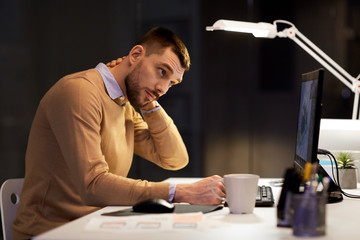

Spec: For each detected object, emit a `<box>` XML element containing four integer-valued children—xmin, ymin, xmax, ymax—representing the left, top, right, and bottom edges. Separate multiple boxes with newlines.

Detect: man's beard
<box><xmin>125</xmin><ymin>62</ymin><xmax>158</xmax><ymax>108</ymax></box>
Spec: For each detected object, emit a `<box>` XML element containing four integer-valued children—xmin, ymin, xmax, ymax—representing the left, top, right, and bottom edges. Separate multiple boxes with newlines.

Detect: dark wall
<box><xmin>201</xmin><ymin>0</ymin><xmax>299</xmax><ymax>176</ymax></box>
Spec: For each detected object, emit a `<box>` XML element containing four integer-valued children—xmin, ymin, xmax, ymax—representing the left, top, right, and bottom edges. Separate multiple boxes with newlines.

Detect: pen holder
<box><xmin>291</xmin><ymin>192</ymin><xmax>327</xmax><ymax>237</ymax></box>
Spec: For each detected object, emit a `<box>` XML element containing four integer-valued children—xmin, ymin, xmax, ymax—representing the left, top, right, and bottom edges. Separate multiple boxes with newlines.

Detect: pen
<box><xmin>303</xmin><ymin>163</ymin><xmax>312</xmax><ymax>182</ymax></box>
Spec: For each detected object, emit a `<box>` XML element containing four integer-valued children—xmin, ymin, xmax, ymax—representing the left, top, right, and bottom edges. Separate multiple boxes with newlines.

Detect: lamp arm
<box><xmin>278</xmin><ymin>26</ymin><xmax>360</xmax><ymax>119</ymax></box>
<box><xmin>297</xmin><ymin>29</ymin><xmax>357</xmax><ymax>89</ymax></box>
<box><xmin>353</xmin><ymin>92</ymin><xmax>360</xmax><ymax>120</ymax></box>
<box><xmin>279</xmin><ymin>27</ymin><xmax>356</xmax><ymax>91</ymax></box>
<box><xmin>293</xmin><ymin>34</ymin><xmax>354</xmax><ymax>90</ymax></box>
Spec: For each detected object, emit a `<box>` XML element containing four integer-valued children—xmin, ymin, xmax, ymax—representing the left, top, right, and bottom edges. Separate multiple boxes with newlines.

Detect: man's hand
<box><xmin>173</xmin><ymin>175</ymin><xmax>225</xmax><ymax>205</ymax></box>
<box><xmin>106</xmin><ymin>56</ymin><xmax>126</xmax><ymax>68</ymax></box>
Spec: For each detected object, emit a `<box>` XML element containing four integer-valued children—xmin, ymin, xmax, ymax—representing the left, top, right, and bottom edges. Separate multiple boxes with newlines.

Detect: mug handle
<box><xmin>210</xmin><ymin>178</ymin><xmax>225</xmax><ymax>201</ymax></box>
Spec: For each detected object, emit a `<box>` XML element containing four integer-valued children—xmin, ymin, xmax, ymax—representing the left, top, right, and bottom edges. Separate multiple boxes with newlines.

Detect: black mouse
<box><xmin>132</xmin><ymin>198</ymin><xmax>175</xmax><ymax>213</ymax></box>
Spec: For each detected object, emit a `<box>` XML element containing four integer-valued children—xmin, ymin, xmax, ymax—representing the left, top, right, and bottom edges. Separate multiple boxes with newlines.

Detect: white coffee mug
<box><xmin>211</xmin><ymin>174</ymin><xmax>259</xmax><ymax>214</ymax></box>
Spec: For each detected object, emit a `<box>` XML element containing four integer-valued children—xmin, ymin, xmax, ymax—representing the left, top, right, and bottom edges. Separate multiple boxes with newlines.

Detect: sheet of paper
<box><xmin>84</xmin><ymin>212</ymin><xmax>205</xmax><ymax>233</ymax></box>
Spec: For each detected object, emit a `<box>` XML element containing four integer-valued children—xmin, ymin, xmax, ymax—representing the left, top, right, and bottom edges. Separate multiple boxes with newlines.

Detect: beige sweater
<box><xmin>13</xmin><ymin>69</ymin><xmax>188</xmax><ymax>239</ymax></box>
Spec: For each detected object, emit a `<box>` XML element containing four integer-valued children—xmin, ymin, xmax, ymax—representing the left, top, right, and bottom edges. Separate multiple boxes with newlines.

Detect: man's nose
<box><xmin>155</xmin><ymin>82</ymin><xmax>169</xmax><ymax>96</ymax></box>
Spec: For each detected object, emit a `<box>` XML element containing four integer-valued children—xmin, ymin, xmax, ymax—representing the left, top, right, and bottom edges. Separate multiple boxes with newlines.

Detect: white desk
<box><xmin>33</xmin><ymin>178</ymin><xmax>360</xmax><ymax>240</ymax></box>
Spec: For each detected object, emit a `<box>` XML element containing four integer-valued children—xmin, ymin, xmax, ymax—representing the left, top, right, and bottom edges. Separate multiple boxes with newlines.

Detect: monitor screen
<box><xmin>294</xmin><ymin>69</ymin><xmax>324</xmax><ymax>170</ymax></box>
<box><xmin>292</xmin><ymin>69</ymin><xmax>343</xmax><ymax>203</ymax></box>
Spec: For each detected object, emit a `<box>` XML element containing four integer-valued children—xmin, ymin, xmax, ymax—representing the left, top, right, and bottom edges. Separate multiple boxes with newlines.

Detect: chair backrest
<box><xmin>0</xmin><ymin>178</ymin><xmax>24</xmax><ymax>240</ymax></box>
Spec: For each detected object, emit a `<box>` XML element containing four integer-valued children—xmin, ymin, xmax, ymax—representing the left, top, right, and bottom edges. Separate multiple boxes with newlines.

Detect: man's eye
<box><xmin>159</xmin><ymin>69</ymin><xmax>166</xmax><ymax>76</ymax></box>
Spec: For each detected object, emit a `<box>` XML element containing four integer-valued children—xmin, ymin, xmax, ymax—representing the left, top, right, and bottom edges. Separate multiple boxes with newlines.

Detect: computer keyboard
<box><xmin>256</xmin><ymin>185</ymin><xmax>274</xmax><ymax>207</ymax></box>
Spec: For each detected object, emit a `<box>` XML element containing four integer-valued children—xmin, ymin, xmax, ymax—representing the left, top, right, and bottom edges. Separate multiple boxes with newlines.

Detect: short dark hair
<box><xmin>137</xmin><ymin>27</ymin><xmax>190</xmax><ymax>71</ymax></box>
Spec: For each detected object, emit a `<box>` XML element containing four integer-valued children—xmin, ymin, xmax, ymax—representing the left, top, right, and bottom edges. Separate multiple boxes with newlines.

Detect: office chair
<box><xmin>1</xmin><ymin>178</ymin><xmax>24</xmax><ymax>240</ymax></box>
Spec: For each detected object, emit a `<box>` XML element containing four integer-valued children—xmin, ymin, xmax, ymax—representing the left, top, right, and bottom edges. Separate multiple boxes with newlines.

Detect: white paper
<box><xmin>84</xmin><ymin>212</ymin><xmax>205</xmax><ymax>233</ymax></box>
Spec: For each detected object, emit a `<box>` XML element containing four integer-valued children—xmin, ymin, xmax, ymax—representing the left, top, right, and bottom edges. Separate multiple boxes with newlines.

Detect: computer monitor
<box><xmin>293</xmin><ymin>68</ymin><xmax>342</xmax><ymax>203</ymax></box>
<box><xmin>294</xmin><ymin>69</ymin><xmax>323</xmax><ymax>169</ymax></box>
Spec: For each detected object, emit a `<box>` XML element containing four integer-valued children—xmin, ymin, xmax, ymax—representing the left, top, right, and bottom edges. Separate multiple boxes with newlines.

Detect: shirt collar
<box><xmin>95</xmin><ymin>63</ymin><xmax>125</xmax><ymax>102</ymax></box>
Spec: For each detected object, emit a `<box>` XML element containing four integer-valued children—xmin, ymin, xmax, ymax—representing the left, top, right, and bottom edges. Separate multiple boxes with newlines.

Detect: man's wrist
<box><xmin>140</xmin><ymin>101</ymin><xmax>160</xmax><ymax>114</ymax></box>
<box><xmin>172</xmin><ymin>183</ymin><xmax>187</xmax><ymax>203</ymax></box>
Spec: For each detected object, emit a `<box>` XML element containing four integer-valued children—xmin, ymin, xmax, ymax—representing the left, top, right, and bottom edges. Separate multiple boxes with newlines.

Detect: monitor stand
<box><xmin>316</xmin><ymin>162</ymin><xmax>343</xmax><ymax>203</ymax></box>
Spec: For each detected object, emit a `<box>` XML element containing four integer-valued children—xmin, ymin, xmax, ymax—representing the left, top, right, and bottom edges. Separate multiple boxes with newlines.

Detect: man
<box><xmin>13</xmin><ymin>27</ymin><xmax>225</xmax><ymax>239</ymax></box>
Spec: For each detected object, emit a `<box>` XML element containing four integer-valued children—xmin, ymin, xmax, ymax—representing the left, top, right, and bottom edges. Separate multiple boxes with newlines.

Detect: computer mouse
<box><xmin>132</xmin><ymin>198</ymin><xmax>175</xmax><ymax>213</ymax></box>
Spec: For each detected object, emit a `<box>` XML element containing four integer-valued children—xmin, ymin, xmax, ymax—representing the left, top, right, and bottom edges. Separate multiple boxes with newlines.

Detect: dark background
<box><xmin>1</xmin><ymin>0</ymin><xmax>359</xmax><ymax>237</ymax></box>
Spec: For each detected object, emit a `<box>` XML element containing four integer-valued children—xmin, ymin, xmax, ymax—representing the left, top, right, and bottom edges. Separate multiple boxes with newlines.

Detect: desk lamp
<box><xmin>206</xmin><ymin>19</ymin><xmax>360</xmax><ymax>120</ymax></box>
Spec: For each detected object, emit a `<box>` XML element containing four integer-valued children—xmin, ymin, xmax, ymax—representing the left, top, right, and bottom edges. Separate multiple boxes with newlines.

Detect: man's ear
<box><xmin>128</xmin><ymin>45</ymin><xmax>144</xmax><ymax>65</ymax></box>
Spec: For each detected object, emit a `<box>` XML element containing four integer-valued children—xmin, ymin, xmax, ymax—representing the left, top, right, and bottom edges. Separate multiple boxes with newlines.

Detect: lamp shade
<box><xmin>206</xmin><ymin>19</ymin><xmax>277</xmax><ymax>38</ymax></box>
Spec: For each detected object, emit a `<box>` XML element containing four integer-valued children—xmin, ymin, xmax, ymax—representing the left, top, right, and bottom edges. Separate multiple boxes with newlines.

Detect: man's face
<box><xmin>125</xmin><ymin>47</ymin><xmax>184</xmax><ymax>108</ymax></box>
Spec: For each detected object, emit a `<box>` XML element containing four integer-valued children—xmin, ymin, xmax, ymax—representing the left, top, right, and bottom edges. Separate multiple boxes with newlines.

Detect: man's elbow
<box><xmin>163</xmin><ymin>153</ymin><xmax>189</xmax><ymax>171</ymax></box>
<box><xmin>175</xmin><ymin>154</ymin><xmax>189</xmax><ymax>170</ymax></box>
